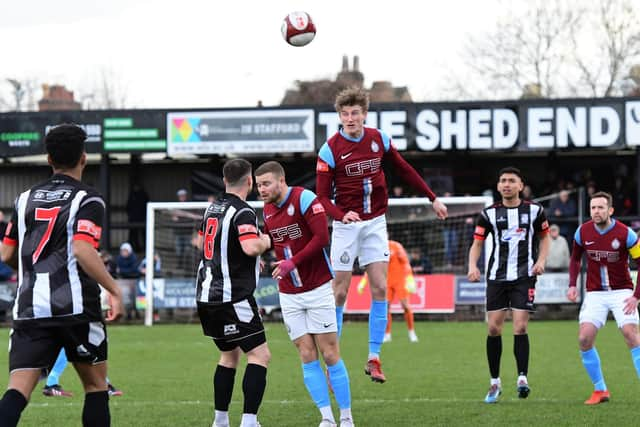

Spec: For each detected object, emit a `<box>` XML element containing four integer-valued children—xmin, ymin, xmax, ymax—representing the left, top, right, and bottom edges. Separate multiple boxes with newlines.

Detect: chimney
<box><xmin>342</xmin><ymin>55</ymin><xmax>349</xmax><ymax>72</ymax></box>
<box><xmin>353</xmin><ymin>55</ymin><xmax>359</xmax><ymax>72</ymax></box>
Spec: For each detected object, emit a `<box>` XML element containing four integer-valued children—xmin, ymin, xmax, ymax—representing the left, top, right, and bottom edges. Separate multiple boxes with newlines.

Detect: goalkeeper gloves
<box><xmin>357</xmin><ymin>277</ymin><xmax>367</xmax><ymax>294</ymax></box>
<box><xmin>405</xmin><ymin>275</ymin><xmax>417</xmax><ymax>293</ymax></box>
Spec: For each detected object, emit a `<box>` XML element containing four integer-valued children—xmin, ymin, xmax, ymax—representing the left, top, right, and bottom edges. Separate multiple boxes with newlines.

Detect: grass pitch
<box><xmin>1</xmin><ymin>319</ymin><xmax>639</xmax><ymax>426</ymax></box>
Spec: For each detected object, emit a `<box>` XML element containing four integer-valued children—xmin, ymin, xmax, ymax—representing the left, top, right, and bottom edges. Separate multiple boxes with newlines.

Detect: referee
<box><xmin>195</xmin><ymin>159</ymin><xmax>272</xmax><ymax>427</ymax></box>
<box><xmin>467</xmin><ymin>166</ymin><xmax>550</xmax><ymax>404</ymax></box>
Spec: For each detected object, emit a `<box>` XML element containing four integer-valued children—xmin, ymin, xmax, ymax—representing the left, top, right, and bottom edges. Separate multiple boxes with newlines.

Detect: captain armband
<box><xmin>629</xmin><ymin>241</ymin><xmax>640</xmax><ymax>259</ymax></box>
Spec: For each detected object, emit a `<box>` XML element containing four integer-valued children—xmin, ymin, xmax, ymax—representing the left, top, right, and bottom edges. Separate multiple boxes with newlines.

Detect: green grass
<box><xmin>1</xmin><ymin>320</ymin><xmax>639</xmax><ymax>426</ymax></box>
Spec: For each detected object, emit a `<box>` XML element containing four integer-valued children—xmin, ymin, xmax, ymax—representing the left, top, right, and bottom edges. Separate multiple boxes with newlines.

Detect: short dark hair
<box><xmin>590</xmin><ymin>191</ymin><xmax>613</xmax><ymax>208</ymax></box>
<box><xmin>255</xmin><ymin>161</ymin><xmax>285</xmax><ymax>178</ymax></box>
<box><xmin>45</xmin><ymin>124</ymin><xmax>86</xmax><ymax>169</ymax></box>
<box><xmin>498</xmin><ymin>166</ymin><xmax>524</xmax><ymax>182</ymax></box>
<box><xmin>334</xmin><ymin>87</ymin><xmax>370</xmax><ymax>113</ymax></box>
<box><xmin>223</xmin><ymin>158</ymin><xmax>252</xmax><ymax>187</ymax></box>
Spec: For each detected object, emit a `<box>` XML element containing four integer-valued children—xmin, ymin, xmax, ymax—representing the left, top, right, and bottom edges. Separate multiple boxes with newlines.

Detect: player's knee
<box><xmin>334</xmin><ymin>288</ymin><xmax>348</xmax><ymax>305</ymax></box>
<box><xmin>487</xmin><ymin>324</ymin><xmax>502</xmax><ymax>336</ymax></box>
<box><xmin>578</xmin><ymin>334</ymin><xmax>594</xmax><ymax>350</ymax></box>
<box><xmin>297</xmin><ymin>346</ymin><xmax>318</xmax><ymax>363</ymax></box>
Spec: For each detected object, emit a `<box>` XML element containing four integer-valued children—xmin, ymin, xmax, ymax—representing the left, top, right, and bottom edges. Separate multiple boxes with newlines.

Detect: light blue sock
<box><xmin>630</xmin><ymin>346</ymin><xmax>640</xmax><ymax>378</ymax></box>
<box><xmin>302</xmin><ymin>360</ymin><xmax>330</xmax><ymax>410</ymax></box>
<box><xmin>336</xmin><ymin>305</ymin><xmax>345</xmax><ymax>338</ymax></box>
<box><xmin>327</xmin><ymin>359</ymin><xmax>351</xmax><ymax>410</ymax></box>
<box><xmin>46</xmin><ymin>349</ymin><xmax>68</xmax><ymax>386</ymax></box>
<box><xmin>369</xmin><ymin>300</ymin><xmax>388</xmax><ymax>357</ymax></box>
<box><xmin>581</xmin><ymin>348</ymin><xmax>607</xmax><ymax>391</ymax></box>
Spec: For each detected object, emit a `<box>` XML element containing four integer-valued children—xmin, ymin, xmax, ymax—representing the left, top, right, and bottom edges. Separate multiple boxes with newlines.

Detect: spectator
<box><xmin>549</xmin><ymin>190</ymin><xmax>577</xmax><ymax>240</ymax></box>
<box><xmin>126</xmin><ymin>184</ymin><xmax>149</xmax><ymax>252</ymax></box>
<box><xmin>522</xmin><ymin>185</ymin><xmax>534</xmax><ymax>201</ymax></box>
<box><xmin>391</xmin><ymin>185</ymin><xmax>408</xmax><ymax>198</ymax></box>
<box><xmin>139</xmin><ymin>252</ymin><xmax>162</xmax><ymax>278</ymax></box>
<box><xmin>100</xmin><ymin>249</ymin><xmax>117</xmax><ymax>278</ymax></box>
<box><xmin>545</xmin><ymin>224</ymin><xmax>570</xmax><ymax>272</ymax></box>
<box><xmin>116</xmin><ymin>242</ymin><xmax>139</xmax><ymax>279</ymax></box>
<box><xmin>408</xmin><ymin>247</ymin><xmax>433</xmax><ymax>275</ymax></box>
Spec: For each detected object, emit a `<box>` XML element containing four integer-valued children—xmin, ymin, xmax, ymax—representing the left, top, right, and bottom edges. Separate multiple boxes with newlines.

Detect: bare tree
<box><xmin>78</xmin><ymin>67</ymin><xmax>129</xmax><ymax>109</ymax></box>
<box><xmin>1</xmin><ymin>78</ymin><xmax>39</xmax><ymax>111</ymax></box>
<box><xmin>453</xmin><ymin>0</ymin><xmax>640</xmax><ymax>100</ymax></box>
<box><xmin>571</xmin><ymin>0</ymin><xmax>640</xmax><ymax>97</ymax></box>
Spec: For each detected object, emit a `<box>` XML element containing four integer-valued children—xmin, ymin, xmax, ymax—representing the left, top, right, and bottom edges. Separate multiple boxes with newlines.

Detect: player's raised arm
<box><xmin>384</xmin><ymin>145</ymin><xmax>447</xmax><ymax>219</ymax></box>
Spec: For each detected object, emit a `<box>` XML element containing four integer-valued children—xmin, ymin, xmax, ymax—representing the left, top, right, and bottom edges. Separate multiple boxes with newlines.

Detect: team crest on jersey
<box><xmin>371</xmin><ymin>141</ymin><xmax>379</xmax><ymax>152</ymax></box>
<box><xmin>340</xmin><ymin>251</ymin><xmax>350</xmax><ymax>264</ymax></box>
<box><xmin>520</xmin><ymin>214</ymin><xmax>529</xmax><ymax>224</ymax></box>
<box><xmin>611</xmin><ymin>238</ymin><xmax>620</xmax><ymax>250</ymax></box>
<box><xmin>287</xmin><ymin>204</ymin><xmax>295</xmax><ymax>216</ymax></box>
<box><xmin>224</xmin><ymin>324</ymin><xmax>239</xmax><ymax>336</ymax></box>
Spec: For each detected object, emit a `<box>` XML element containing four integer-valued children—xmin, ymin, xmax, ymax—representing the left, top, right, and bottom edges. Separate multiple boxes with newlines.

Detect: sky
<box><xmin>1</xmin><ymin>0</ymin><xmax>510</xmax><ymax>110</ymax></box>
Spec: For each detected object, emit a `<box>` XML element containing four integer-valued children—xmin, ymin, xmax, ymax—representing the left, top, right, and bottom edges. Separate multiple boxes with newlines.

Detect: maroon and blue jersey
<box><xmin>572</xmin><ymin>219</ymin><xmax>639</xmax><ymax>294</ymax></box>
<box><xmin>316</xmin><ymin>127</ymin><xmax>392</xmax><ymax>220</ymax></box>
<box><xmin>263</xmin><ymin>186</ymin><xmax>333</xmax><ymax>294</ymax></box>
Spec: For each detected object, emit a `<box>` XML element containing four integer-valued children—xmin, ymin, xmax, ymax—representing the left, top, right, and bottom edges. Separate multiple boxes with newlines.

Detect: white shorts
<box><xmin>331</xmin><ymin>215</ymin><xmax>389</xmax><ymax>271</ymax></box>
<box><xmin>579</xmin><ymin>289</ymin><xmax>640</xmax><ymax>329</ymax></box>
<box><xmin>280</xmin><ymin>282</ymin><xmax>337</xmax><ymax>341</ymax></box>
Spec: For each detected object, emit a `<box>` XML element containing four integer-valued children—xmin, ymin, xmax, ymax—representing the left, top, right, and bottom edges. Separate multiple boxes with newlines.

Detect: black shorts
<box><xmin>486</xmin><ymin>278</ymin><xmax>536</xmax><ymax>312</ymax></box>
<box><xmin>9</xmin><ymin>321</ymin><xmax>108</xmax><ymax>375</ymax></box>
<box><xmin>197</xmin><ymin>295</ymin><xmax>266</xmax><ymax>353</ymax></box>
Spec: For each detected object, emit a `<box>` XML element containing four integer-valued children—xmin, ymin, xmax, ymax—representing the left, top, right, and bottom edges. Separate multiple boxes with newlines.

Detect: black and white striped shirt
<box><xmin>473</xmin><ymin>201</ymin><xmax>549</xmax><ymax>282</ymax></box>
<box><xmin>3</xmin><ymin>174</ymin><xmax>105</xmax><ymax>328</ymax></box>
<box><xmin>195</xmin><ymin>193</ymin><xmax>260</xmax><ymax>305</ymax></box>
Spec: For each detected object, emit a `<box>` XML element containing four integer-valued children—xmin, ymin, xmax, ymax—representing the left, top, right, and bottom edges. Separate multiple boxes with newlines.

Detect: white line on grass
<box><xmin>27</xmin><ymin>396</ymin><xmax>569</xmax><ymax>408</ymax></box>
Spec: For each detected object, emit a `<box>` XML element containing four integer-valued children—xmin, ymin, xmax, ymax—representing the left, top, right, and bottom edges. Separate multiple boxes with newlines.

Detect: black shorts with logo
<box><xmin>9</xmin><ymin>321</ymin><xmax>108</xmax><ymax>375</ymax></box>
<box><xmin>197</xmin><ymin>295</ymin><xmax>266</xmax><ymax>352</ymax></box>
<box><xmin>486</xmin><ymin>277</ymin><xmax>536</xmax><ymax>312</ymax></box>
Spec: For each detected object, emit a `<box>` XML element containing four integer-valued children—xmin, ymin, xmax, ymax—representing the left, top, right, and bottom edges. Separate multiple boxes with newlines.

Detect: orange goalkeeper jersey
<box><xmin>388</xmin><ymin>240</ymin><xmax>411</xmax><ymax>286</ymax></box>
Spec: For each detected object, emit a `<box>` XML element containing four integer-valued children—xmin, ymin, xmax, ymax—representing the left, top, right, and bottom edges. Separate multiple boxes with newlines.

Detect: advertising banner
<box><xmin>345</xmin><ymin>274</ymin><xmax>455</xmax><ymax>314</ymax></box>
<box><xmin>166</xmin><ymin>109</ymin><xmax>314</xmax><ymax>155</ymax></box>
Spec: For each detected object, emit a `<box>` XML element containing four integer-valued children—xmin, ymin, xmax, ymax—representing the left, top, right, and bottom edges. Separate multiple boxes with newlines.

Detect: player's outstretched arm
<box><xmin>73</xmin><ymin>240</ymin><xmax>123</xmax><ymax>321</ymax></box>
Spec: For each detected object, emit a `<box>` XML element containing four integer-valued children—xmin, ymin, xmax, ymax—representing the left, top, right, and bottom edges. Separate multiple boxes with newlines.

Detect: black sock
<box><xmin>82</xmin><ymin>391</ymin><xmax>110</xmax><ymax>427</ymax></box>
<box><xmin>514</xmin><ymin>333</ymin><xmax>530</xmax><ymax>376</ymax></box>
<box><xmin>487</xmin><ymin>335</ymin><xmax>502</xmax><ymax>379</ymax></box>
<box><xmin>0</xmin><ymin>389</ymin><xmax>28</xmax><ymax>427</ymax></box>
<box><xmin>214</xmin><ymin>365</ymin><xmax>236</xmax><ymax>411</ymax></box>
<box><xmin>242</xmin><ymin>363</ymin><xmax>267</xmax><ymax>414</ymax></box>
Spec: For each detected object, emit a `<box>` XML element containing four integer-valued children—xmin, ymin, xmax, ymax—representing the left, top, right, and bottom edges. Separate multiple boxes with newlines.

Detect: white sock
<box><xmin>517</xmin><ymin>375</ymin><xmax>528</xmax><ymax>383</ymax></box>
<box><xmin>490</xmin><ymin>377</ymin><xmax>501</xmax><ymax>386</ymax></box>
<box><xmin>319</xmin><ymin>406</ymin><xmax>335</xmax><ymax>422</ymax></box>
<box><xmin>214</xmin><ymin>410</ymin><xmax>229</xmax><ymax>426</ymax></box>
<box><xmin>340</xmin><ymin>408</ymin><xmax>353</xmax><ymax>420</ymax></box>
<box><xmin>368</xmin><ymin>353</ymin><xmax>379</xmax><ymax>360</ymax></box>
<box><xmin>241</xmin><ymin>413</ymin><xmax>257</xmax><ymax>426</ymax></box>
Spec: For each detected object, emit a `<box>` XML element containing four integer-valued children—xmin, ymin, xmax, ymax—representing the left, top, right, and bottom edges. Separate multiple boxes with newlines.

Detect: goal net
<box><xmin>142</xmin><ymin>196</ymin><xmax>492</xmax><ymax>325</ymax></box>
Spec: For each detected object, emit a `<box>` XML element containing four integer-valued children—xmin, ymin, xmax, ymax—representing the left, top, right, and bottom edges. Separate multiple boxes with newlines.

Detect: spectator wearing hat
<box><xmin>546</xmin><ymin>224</ymin><xmax>570</xmax><ymax>272</ymax></box>
<box><xmin>116</xmin><ymin>242</ymin><xmax>139</xmax><ymax>279</ymax></box>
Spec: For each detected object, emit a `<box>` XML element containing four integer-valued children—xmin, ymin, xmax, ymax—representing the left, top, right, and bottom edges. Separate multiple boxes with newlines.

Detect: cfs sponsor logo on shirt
<box><xmin>587</xmin><ymin>250</ymin><xmax>620</xmax><ymax>263</ymax></box>
<box><xmin>501</xmin><ymin>226</ymin><xmax>526</xmax><ymax>242</ymax></box>
<box><xmin>269</xmin><ymin>224</ymin><xmax>302</xmax><ymax>242</ymax></box>
<box><xmin>344</xmin><ymin>158</ymin><xmax>382</xmax><ymax>177</ymax></box>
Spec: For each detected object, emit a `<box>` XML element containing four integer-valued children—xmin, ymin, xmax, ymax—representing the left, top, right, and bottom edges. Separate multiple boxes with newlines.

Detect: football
<box><xmin>281</xmin><ymin>11</ymin><xmax>316</xmax><ymax>47</ymax></box>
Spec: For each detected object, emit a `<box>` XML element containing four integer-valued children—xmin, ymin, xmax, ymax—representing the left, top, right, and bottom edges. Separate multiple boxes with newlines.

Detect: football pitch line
<box><xmin>26</xmin><ymin>396</ymin><xmax>570</xmax><ymax>408</ymax></box>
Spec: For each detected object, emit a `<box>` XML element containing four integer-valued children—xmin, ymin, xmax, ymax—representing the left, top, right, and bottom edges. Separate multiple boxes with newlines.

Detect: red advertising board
<box><xmin>345</xmin><ymin>274</ymin><xmax>455</xmax><ymax>314</ymax></box>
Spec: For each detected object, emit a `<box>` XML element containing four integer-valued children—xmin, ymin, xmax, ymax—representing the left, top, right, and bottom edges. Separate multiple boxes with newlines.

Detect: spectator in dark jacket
<box><xmin>116</xmin><ymin>242</ymin><xmax>139</xmax><ymax>278</ymax></box>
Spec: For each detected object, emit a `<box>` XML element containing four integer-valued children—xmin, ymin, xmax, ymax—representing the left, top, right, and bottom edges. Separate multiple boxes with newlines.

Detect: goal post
<box><xmin>143</xmin><ymin>196</ymin><xmax>493</xmax><ymax>325</ymax></box>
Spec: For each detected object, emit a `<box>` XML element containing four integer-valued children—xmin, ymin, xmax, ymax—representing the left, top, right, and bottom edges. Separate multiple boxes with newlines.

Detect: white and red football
<box><xmin>281</xmin><ymin>11</ymin><xmax>316</xmax><ymax>47</ymax></box>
